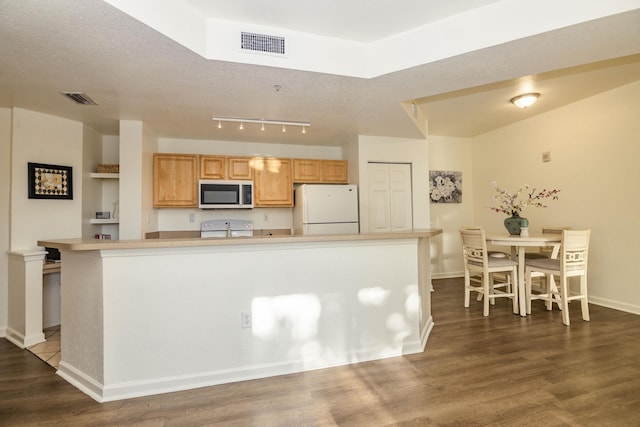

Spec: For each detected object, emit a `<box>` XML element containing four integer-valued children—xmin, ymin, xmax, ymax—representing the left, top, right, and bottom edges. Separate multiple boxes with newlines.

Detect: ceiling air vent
<box><xmin>61</xmin><ymin>92</ymin><xmax>98</xmax><ymax>105</ymax></box>
<box><xmin>241</xmin><ymin>32</ymin><xmax>286</xmax><ymax>56</ymax></box>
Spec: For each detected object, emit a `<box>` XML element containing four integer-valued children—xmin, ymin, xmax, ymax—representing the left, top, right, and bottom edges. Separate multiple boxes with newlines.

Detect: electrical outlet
<box><xmin>241</xmin><ymin>312</ymin><xmax>252</xmax><ymax>329</ymax></box>
<box><xmin>189</xmin><ymin>213</ymin><xmax>195</xmax><ymax>223</ymax></box>
<box><xmin>263</xmin><ymin>214</ymin><xmax>269</xmax><ymax>223</ymax></box>
<box><xmin>542</xmin><ymin>151</ymin><xmax>551</xmax><ymax>162</ymax></box>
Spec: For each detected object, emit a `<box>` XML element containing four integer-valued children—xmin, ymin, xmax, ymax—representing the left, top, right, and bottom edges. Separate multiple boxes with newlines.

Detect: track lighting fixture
<box><xmin>212</xmin><ymin>117</ymin><xmax>310</xmax><ymax>133</ymax></box>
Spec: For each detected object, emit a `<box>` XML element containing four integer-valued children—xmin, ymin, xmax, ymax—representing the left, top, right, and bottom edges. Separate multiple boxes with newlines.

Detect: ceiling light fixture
<box><xmin>212</xmin><ymin>117</ymin><xmax>310</xmax><ymax>133</ymax></box>
<box><xmin>510</xmin><ymin>93</ymin><xmax>540</xmax><ymax>109</ymax></box>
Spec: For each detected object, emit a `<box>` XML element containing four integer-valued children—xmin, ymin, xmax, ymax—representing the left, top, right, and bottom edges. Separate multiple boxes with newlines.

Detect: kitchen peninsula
<box><xmin>39</xmin><ymin>229</ymin><xmax>441</xmax><ymax>402</ymax></box>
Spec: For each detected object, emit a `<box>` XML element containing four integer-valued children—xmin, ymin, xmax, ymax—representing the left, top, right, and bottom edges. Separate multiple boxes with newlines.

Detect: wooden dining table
<box><xmin>486</xmin><ymin>234</ymin><xmax>561</xmax><ymax>317</ymax></box>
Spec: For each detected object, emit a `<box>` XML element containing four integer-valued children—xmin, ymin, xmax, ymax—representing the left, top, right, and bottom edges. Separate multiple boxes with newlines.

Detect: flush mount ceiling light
<box><xmin>510</xmin><ymin>93</ymin><xmax>540</xmax><ymax>109</ymax></box>
<box><xmin>212</xmin><ymin>117</ymin><xmax>310</xmax><ymax>134</ymax></box>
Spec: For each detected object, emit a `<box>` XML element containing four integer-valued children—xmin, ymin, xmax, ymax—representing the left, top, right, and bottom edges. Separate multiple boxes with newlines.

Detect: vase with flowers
<box><xmin>490</xmin><ymin>182</ymin><xmax>560</xmax><ymax>235</ymax></box>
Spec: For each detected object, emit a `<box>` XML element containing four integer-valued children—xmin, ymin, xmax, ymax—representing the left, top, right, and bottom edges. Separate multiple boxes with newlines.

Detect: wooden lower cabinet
<box><xmin>153</xmin><ymin>154</ymin><xmax>199</xmax><ymax>207</ymax></box>
<box><xmin>254</xmin><ymin>157</ymin><xmax>293</xmax><ymax>207</ymax></box>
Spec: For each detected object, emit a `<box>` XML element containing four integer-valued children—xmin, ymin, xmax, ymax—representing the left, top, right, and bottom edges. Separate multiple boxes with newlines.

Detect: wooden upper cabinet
<box><xmin>200</xmin><ymin>155</ymin><xmax>253</xmax><ymax>180</ymax></box>
<box><xmin>153</xmin><ymin>154</ymin><xmax>199</xmax><ymax>207</ymax></box>
<box><xmin>292</xmin><ymin>159</ymin><xmax>348</xmax><ymax>183</ymax></box>
<box><xmin>227</xmin><ymin>157</ymin><xmax>253</xmax><ymax>180</ymax></box>
<box><xmin>321</xmin><ymin>160</ymin><xmax>348</xmax><ymax>183</ymax></box>
<box><xmin>200</xmin><ymin>155</ymin><xmax>226</xmax><ymax>179</ymax></box>
<box><xmin>254</xmin><ymin>157</ymin><xmax>293</xmax><ymax>207</ymax></box>
<box><xmin>293</xmin><ymin>159</ymin><xmax>322</xmax><ymax>182</ymax></box>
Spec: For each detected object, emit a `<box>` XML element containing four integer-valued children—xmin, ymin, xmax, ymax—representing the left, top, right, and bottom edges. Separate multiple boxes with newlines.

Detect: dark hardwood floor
<box><xmin>2</xmin><ymin>277</ymin><xmax>639</xmax><ymax>426</ymax></box>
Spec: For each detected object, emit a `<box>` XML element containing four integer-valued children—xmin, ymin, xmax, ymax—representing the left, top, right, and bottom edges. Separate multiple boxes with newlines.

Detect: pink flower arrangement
<box><xmin>490</xmin><ymin>182</ymin><xmax>560</xmax><ymax>216</ymax></box>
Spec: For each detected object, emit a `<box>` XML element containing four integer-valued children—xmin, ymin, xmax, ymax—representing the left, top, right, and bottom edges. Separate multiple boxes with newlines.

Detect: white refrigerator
<box><xmin>293</xmin><ymin>184</ymin><xmax>359</xmax><ymax>235</ymax></box>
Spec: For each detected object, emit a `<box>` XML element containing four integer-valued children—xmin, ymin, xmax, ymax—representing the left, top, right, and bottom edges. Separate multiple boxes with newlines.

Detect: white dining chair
<box><xmin>460</xmin><ymin>228</ymin><xmax>519</xmax><ymax>316</ymax></box>
<box><xmin>524</xmin><ymin>229</ymin><xmax>591</xmax><ymax>325</ymax></box>
<box><xmin>525</xmin><ymin>226</ymin><xmax>570</xmax><ymax>259</ymax></box>
<box><xmin>462</xmin><ymin>226</ymin><xmax>512</xmax><ymax>302</ymax></box>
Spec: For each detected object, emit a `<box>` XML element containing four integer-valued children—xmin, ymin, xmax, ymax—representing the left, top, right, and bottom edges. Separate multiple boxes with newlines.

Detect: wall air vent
<box><xmin>241</xmin><ymin>32</ymin><xmax>286</xmax><ymax>56</ymax></box>
<box><xmin>61</xmin><ymin>92</ymin><xmax>98</xmax><ymax>105</ymax></box>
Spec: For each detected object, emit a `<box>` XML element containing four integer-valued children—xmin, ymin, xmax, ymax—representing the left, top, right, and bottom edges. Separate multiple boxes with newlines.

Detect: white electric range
<box><xmin>200</xmin><ymin>219</ymin><xmax>254</xmax><ymax>238</ymax></box>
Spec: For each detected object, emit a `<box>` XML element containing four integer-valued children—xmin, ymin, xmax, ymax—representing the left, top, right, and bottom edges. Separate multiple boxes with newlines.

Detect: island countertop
<box><xmin>38</xmin><ymin>228</ymin><xmax>442</xmax><ymax>402</ymax></box>
<box><xmin>38</xmin><ymin>229</ymin><xmax>442</xmax><ymax>251</ymax></box>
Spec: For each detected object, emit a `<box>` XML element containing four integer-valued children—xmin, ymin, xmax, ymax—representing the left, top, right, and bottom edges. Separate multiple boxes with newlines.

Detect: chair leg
<box><xmin>488</xmin><ymin>273</ymin><xmax>495</xmax><ymax>305</ymax></box>
<box><xmin>580</xmin><ymin>275</ymin><xmax>590</xmax><ymax>322</ymax></box>
<box><xmin>560</xmin><ymin>276</ymin><xmax>571</xmax><ymax>326</ymax></box>
<box><xmin>525</xmin><ymin>270</ymin><xmax>532</xmax><ymax>314</ymax></box>
<box><xmin>511</xmin><ymin>269</ymin><xmax>518</xmax><ymax>314</ymax></box>
<box><xmin>544</xmin><ymin>274</ymin><xmax>553</xmax><ymax>311</ymax></box>
<box><xmin>464</xmin><ymin>270</ymin><xmax>471</xmax><ymax>308</ymax></box>
<box><xmin>549</xmin><ymin>275</ymin><xmax>561</xmax><ymax>311</ymax></box>
<box><xmin>483</xmin><ymin>272</ymin><xmax>490</xmax><ymax>316</ymax></box>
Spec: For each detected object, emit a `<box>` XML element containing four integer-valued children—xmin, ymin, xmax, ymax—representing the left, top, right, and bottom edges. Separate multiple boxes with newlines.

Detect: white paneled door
<box><xmin>367</xmin><ymin>163</ymin><xmax>413</xmax><ymax>232</ymax></box>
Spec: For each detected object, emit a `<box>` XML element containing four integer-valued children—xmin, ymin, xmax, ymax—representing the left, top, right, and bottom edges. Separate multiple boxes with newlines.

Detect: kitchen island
<box><xmin>39</xmin><ymin>229</ymin><xmax>441</xmax><ymax>402</ymax></box>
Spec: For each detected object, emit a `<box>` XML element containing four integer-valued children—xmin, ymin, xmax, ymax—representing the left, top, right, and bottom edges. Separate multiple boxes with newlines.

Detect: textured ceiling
<box><xmin>0</xmin><ymin>0</ymin><xmax>638</xmax><ymax>146</ymax></box>
<box><xmin>185</xmin><ymin>0</ymin><xmax>500</xmax><ymax>42</ymax></box>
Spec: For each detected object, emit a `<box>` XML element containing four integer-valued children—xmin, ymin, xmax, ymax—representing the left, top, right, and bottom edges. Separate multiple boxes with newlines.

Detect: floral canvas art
<box><xmin>429</xmin><ymin>170</ymin><xmax>462</xmax><ymax>203</ymax></box>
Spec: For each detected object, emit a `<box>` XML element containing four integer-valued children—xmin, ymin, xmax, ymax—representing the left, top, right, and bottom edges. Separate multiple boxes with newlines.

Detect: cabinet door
<box><xmin>227</xmin><ymin>157</ymin><xmax>253</xmax><ymax>180</ymax></box>
<box><xmin>153</xmin><ymin>154</ymin><xmax>198</xmax><ymax>207</ymax></box>
<box><xmin>321</xmin><ymin>160</ymin><xmax>348</xmax><ymax>183</ymax></box>
<box><xmin>200</xmin><ymin>155</ymin><xmax>226</xmax><ymax>179</ymax></box>
<box><xmin>293</xmin><ymin>159</ymin><xmax>321</xmax><ymax>182</ymax></box>
<box><xmin>254</xmin><ymin>157</ymin><xmax>293</xmax><ymax>207</ymax></box>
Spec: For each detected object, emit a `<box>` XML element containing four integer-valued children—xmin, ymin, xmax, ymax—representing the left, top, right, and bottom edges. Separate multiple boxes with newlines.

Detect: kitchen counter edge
<box><xmin>38</xmin><ymin>229</ymin><xmax>442</xmax><ymax>251</ymax></box>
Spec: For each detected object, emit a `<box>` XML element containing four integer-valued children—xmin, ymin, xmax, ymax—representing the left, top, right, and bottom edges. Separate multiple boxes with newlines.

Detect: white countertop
<box><xmin>38</xmin><ymin>229</ymin><xmax>442</xmax><ymax>251</ymax></box>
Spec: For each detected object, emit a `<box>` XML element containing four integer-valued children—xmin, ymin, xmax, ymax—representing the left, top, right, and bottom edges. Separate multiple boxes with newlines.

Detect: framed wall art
<box><xmin>429</xmin><ymin>170</ymin><xmax>462</xmax><ymax>203</ymax></box>
<box><xmin>28</xmin><ymin>162</ymin><xmax>73</xmax><ymax>200</ymax></box>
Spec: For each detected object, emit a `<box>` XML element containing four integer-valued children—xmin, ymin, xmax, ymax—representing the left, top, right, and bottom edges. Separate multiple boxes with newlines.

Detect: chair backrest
<box><xmin>460</xmin><ymin>228</ymin><xmax>488</xmax><ymax>266</ymax></box>
<box><xmin>542</xmin><ymin>226</ymin><xmax>571</xmax><ymax>234</ymax></box>
<box><xmin>541</xmin><ymin>226</ymin><xmax>571</xmax><ymax>258</ymax></box>
<box><xmin>561</xmin><ymin>229</ymin><xmax>590</xmax><ymax>272</ymax></box>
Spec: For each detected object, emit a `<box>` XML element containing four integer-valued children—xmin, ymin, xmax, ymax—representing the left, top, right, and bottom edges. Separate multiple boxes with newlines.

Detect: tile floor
<box><xmin>28</xmin><ymin>325</ymin><xmax>61</xmax><ymax>369</ymax></box>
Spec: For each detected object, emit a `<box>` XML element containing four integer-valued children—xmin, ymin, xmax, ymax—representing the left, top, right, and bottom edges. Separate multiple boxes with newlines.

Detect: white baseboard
<box><xmin>588</xmin><ymin>296</ymin><xmax>640</xmax><ymax>315</ymax></box>
<box><xmin>58</xmin><ymin>340</ymin><xmax>428</xmax><ymax>403</ymax></box>
<box><xmin>420</xmin><ymin>316</ymin><xmax>434</xmax><ymax>349</ymax></box>
<box><xmin>5</xmin><ymin>328</ymin><xmax>46</xmax><ymax>349</ymax></box>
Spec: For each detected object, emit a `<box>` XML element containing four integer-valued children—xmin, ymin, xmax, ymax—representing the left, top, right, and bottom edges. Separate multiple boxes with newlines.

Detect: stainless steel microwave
<box><xmin>199</xmin><ymin>180</ymin><xmax>254</xmax><ymax>209</ymax></box>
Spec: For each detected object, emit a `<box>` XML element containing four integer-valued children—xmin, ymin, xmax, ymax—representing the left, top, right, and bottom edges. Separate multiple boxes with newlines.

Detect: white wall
<box><xmin>0</xmin><ymin>108</ymin><xmax>11</xmax><ymax>335</ymax></box>
<box><xmin>428</xmin><ymin>135</ymin><xmax>475</xmax><ymax>277</ymax></box>
<box><xmin>82</xmin><ymin>125</ymin><xmax>104</xmax><ymax>239</ymax></box>
<box><xmin>155</xmin><ymin>138</ymin><xmax>344</xmax><ymax>232</ymax></box>
<box><xmin>355</xmin><ymin>135</ymin><xmax>430</xmax><ymax>231</ymax></box>
<box><xmin>1</xmin><ymin>109</ymin><xmax>84</xmax><ymax>336</ymax></box>
<box><xmin>457</xmin><ymin>81</ymin><xmax>639</xmax><ymax>314</ymax></box>
<box><xmin>10</xmin><ymin>109</ymin><xmax>83</xmax><ymax>249</ymax></box>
